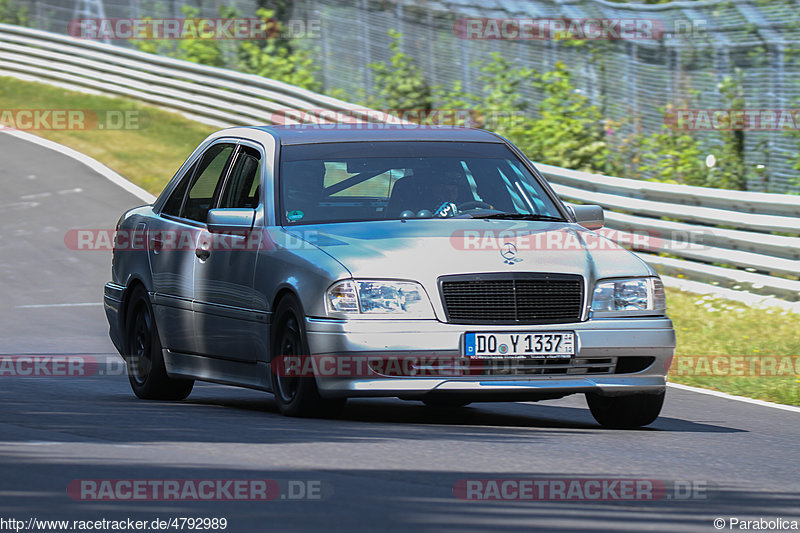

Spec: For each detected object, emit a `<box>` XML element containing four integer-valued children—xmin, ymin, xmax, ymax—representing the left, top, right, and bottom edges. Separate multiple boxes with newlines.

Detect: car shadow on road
<box><xmin>0</xmin><ymin>378</ymin><xmax>744</xmax><ymax>449</ymax></box>
<box><xmin>175</xmin><ymin>378</ymin><xmax>745</xmax><ymax>433</ymax></box>
<box><xmin>330</xmin><ymin>398</ymin><xmax>744</xmax><ymax>434</ymax></box>
<box><xmin>169</xmin><ymin>386</ymin><xmax>746</xmax><ymax>437</ymax></box>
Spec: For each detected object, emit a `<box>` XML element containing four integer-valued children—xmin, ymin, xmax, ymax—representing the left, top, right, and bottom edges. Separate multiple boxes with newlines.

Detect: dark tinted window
<box><xmin>279</xmin><ymin>142</ymin><xmax>562</xmax><ymax>224</ymax></box>
<box><xmin>183</xmin><ymin>143</ymin><xmax>235</xmax><ymax>222</ymax></box>
<box><xmin>218</xmin><ymin>146</ymin><xmax>262</xmax><ymax>209</ymax></box>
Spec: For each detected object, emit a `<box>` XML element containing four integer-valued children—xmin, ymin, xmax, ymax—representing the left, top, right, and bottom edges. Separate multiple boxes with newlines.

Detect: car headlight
<box><xmin>591</xmin><ymin>277</ymin><xmax>666</xmax><ymax>317</ymax></box>
<box><xmin>326</xmin><ymin>280</ymin><xmax>435</xmax><ymax>318</ymax></box>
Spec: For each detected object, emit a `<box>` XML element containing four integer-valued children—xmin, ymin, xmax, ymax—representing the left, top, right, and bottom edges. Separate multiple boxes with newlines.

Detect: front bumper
<box><xmin>304</xmin><ymin>317</ymin><xmax>675</xmax><ymax>399</ymax></box>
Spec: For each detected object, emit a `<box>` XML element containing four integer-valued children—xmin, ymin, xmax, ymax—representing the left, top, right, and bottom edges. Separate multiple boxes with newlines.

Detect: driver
<box><xmin>429</xmin><ymin>169</ymin><xmax>466</xmax><ymax>208</ymax></box>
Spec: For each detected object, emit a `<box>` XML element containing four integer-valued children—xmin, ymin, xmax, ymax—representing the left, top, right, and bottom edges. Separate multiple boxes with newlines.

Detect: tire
<box><xmin>422</xmin><ymin>398</ymin><xmax>472</xmax><ymax>409</ymax></box>
<box><xmin>125</xmin><ymin>286</ymin><xmax>194</xmax><ymax>401</ymax></box>
<box><xmin>586</xmin><ymin>391</ymin><xmax>665</xmax><ymax>428</ymax></box>
<box><xmin>269</xmin><ymin>295</ymin><xmax>346</xmax><ymax>418</ymax></box>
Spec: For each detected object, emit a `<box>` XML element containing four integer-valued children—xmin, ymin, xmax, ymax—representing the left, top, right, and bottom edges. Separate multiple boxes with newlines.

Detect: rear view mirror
<box><xmin>568</xmin><ymin>204</ymin><xmax>604</xmax><ymax>230</ymax></box>
<box><xmin>207</xmin><ymin>208</ymin><xmax>256</xmax><ymax>234</ymax></box>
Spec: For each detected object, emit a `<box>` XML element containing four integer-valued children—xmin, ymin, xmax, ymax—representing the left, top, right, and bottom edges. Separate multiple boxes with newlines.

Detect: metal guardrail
<box><xmin>538</xmin><ymin>164</ymin><xmax>800</xmax><ymax>300</ymax></box>
<box><xmin>0</xmin><ymin>23</ymin><xmax>384</xmax><ymax>128</ymax></box>
<box><xmin>1</xmin><ymin>23</ymin><xmax>798</xmax><ymax>300</ymax></box>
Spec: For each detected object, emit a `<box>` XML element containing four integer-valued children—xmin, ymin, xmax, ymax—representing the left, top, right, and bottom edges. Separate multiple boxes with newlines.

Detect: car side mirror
<box><xmin>207</xmin><ymin>208</ymin><xmax>256</xmax><ymax>234</ymax></box>
<box><xmin>568</xmin><ymin>204</ymin><xmax>604</xmax><ymax>230</ymax></box>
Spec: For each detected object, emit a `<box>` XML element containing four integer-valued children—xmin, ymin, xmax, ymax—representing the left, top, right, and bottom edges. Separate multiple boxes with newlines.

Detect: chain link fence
<box><xmin>16</xmin><ymin>0</ymin><xmax>800</xmax><ymax>193</ymax></box>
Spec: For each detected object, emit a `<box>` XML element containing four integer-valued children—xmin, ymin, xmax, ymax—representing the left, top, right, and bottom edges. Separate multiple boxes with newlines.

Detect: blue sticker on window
<box><xmin>287</xmin><ymin>210</ymin><xmax>304</xmax><ymax>221</ymax></box>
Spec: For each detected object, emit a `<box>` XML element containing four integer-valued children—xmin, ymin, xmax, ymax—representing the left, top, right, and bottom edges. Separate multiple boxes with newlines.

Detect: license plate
<box><xmin>464</xmin><ymin>332</ymin><xmax>575</xmax><ymax>359</ymax></box>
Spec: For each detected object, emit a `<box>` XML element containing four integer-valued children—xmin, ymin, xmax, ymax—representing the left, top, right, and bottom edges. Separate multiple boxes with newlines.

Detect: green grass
<box><xmin>666</xmin><ymin>288</ymin><xmax>800</xmax><ymax>406</ymax></box>
<box><xmin>0</xmin><ymin>76</ymin><xmax>215</xmax><ymax>193</ymax></box>
<box><xmin>3</xmin><ymin>76</ymin><xmax>798</xmax><ymax>405</ymax></box>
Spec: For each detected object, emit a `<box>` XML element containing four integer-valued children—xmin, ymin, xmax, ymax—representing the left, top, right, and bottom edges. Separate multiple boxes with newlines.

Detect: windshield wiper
<box><xmin>471</xmin><ymin>212</ymin><xmax>565</xmax><ymax>222</ymax></box>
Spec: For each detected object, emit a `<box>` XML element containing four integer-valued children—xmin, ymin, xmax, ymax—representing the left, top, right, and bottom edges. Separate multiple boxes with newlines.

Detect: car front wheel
<box><xmin>269</xmin><ymin>295</ymin><xmax>346</xmax><ymax>418</ymax></box>
<box><xmin>125</xmin><ymin>286</ymin><xmax>194</xmax><ymax>401</ymax></box>
<box><xmin>585</xmin><ymin>391</ymin><xmax>665</xmax><ymax>428</ymax></box>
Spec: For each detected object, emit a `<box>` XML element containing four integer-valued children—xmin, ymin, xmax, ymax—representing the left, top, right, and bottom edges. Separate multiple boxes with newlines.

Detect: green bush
<box><xmin>236</xmin><ymin>8</ymin><xmax>321</xmax><ymax>92</ymax></box>
<box><xmin>523</xmin><ymin>61</ymin><xmax>609</xmax><ymax>171</ymax></box>
<box><xmin>132</xmin><ymin>6</ymin><xmax>226</xmax><ymax>67</ymax></box>
<box><xmin>638</xmin><ymin>73</ymin><xmax>750</xmax><ymax>190</ymax></box>
<box><xmin>639</xmin><ymin>105</ymin><xmax>709</xmax><ymax>186</ymax></box>
<box><xmin>0</xmin><ymin>0</ymin><xmax>27</xmax><ymax>25</ymax></box>
<box><xmin>472</xmin><ymin>52</ymin><xmax>537</xmax><ymax>140</ymax></box>
<box><xmin>365</xmin><ymin>29</ymin><xmax>433</xmax><ymax>112</ymax></box>
<box><xmin>712</xmin><ymin>72</ymin><xmax>748</xmax><ymax>190</ymax></box>
<box><xmin>435</xmin><ymin>56</ymin><xmax>610</xmax><ymax>173</ymax></box>
<box><xmin>132</xmin><ymin>6</ymin><xmax>320</xmax><ymax>91</ymax></box>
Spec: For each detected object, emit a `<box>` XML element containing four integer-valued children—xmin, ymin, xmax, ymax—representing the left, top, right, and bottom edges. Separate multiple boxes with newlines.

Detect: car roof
<box><xmin>244</xmin><ymin>124</ymin><xmax>505</xmax><ymax>145</ymax></box>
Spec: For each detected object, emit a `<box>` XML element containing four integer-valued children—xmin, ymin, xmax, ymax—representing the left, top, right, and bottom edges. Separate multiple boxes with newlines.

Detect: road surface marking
<box><xmin>668</xmin><ymin>382</ymin><xmax>800</xmax><ymax>413</ymax></box>
<box><xmin>0</xmin><ymin>129</ymin><xmax>155</xmax><ymax>203</ymax></box>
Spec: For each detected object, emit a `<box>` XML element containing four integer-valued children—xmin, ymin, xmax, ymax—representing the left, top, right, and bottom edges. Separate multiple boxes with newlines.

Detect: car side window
<box><xmin>218</xmin><ymin>146</ymin><xmax>262</xmax><ymax>209</ymax></box>
<box><xmin>182</xmin><ymin>143</ymin><xmax>235</xmax><ymax>223</ymax></box>
<box><xmin>161</xmin><ymin>161</ymin><xmax>197</xmax><ymax>217</ymax></box>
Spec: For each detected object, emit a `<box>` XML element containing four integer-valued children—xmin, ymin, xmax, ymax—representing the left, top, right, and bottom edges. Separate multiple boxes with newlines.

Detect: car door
<box><xmin>149</xmin><ymin>141</ymin><xmax>236</xmax><ymax>355</ymax></box>
<box><xmin>193</xmin><ymin>143</ymin><xmax>263</xmax><ymax>362</ymax></box>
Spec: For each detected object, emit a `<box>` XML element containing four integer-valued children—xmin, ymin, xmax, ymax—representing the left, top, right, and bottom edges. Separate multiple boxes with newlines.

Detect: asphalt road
<box><xmin>0</xmin><ymin>132</ymin><xmax>798</xmax><ymax>533</ymax></box>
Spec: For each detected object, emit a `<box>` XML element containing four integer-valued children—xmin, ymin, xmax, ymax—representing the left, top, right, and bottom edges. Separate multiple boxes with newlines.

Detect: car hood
<box><xmin>287</xmin><ymin>219</ymin><xmax>653</xmax><ymax>285</ymax></box>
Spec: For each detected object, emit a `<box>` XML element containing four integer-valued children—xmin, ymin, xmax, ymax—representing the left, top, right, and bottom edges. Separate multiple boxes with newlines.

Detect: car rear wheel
<box><xmin>270</xmin><ymin>296</ymin><xmax>346</xmax><ymax>418</ymax></box>
<box><xmin>585</xmin><ymin>391</ymin><xmax>665</xmax><ymax>428</ymax></box>
<box><xmin>125</xmin><ymin>286</ymin><xmax>194</xmax><ymax>401</ymax></box>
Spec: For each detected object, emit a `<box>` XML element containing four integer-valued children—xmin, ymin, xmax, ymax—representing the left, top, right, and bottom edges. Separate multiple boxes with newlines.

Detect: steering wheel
<box><xmin>457</xmin><ymin>200</ymin><xmax>494</xmax><ymax>211</ymax></box>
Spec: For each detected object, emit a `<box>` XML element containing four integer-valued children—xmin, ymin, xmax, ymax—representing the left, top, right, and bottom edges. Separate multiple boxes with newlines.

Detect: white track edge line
<box><xmin>0</xmin><ymin>128</ymin><xmax>156</xmax><ymax>203</ymax></box>
<box><xmin>667</xmin><ymin>382</ymin><xmax>800</xmax><ymax>413</ymax></box>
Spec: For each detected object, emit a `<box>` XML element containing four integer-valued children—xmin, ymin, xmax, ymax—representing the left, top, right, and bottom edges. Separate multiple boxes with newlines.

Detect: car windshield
<box><xmin>279</xmin><ymin>141</ymin><xmax>564</xmax><ymax>225</ymax></box>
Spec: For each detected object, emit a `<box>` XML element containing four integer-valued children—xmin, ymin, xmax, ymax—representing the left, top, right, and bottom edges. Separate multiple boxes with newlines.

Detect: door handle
<box><xmin>195</xmin><ymin>239</ymin><xmax>211</xmax><ymax>260</ymax></box>
<box><xmin>148</xmin><ymin>234</ymin><xmax>163</xmax><ymax>254</ymax></box>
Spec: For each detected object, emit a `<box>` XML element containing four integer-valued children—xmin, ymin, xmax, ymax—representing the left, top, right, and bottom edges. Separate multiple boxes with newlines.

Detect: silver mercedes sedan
<box><xmin>104</xmin><ymin>125</ymin><xmax>675</xmax><ymax>428</ymax></box>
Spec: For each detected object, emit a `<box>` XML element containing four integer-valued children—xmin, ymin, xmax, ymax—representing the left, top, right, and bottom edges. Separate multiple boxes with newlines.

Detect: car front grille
<box><xmin>440</xmin><ymin>274</ymin><xmax>584</xmax><ymax>324</ymax></box>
